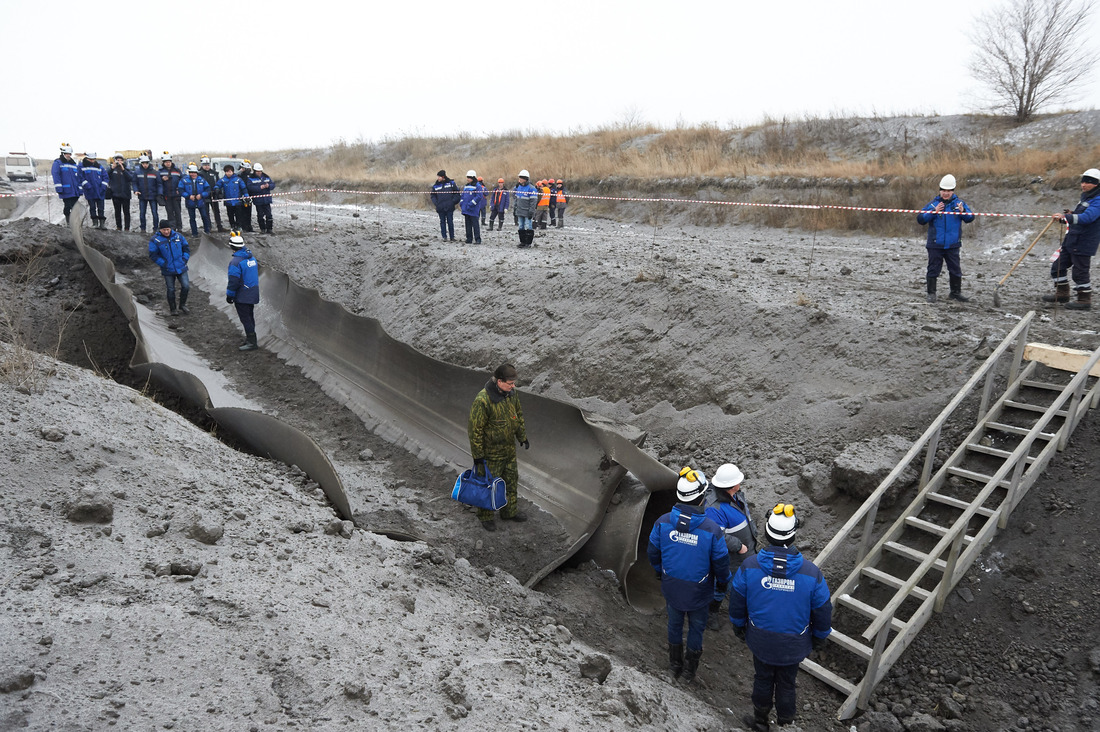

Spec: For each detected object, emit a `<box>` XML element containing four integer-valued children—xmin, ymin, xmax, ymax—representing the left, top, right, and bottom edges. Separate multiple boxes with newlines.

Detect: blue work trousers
<box><xmin>667</xmin><ymin>604</ymin><xmax>708</xmax><ymax>652</ymax></box>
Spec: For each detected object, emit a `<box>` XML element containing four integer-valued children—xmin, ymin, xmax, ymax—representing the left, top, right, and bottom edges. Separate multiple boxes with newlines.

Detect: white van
<box><xmin>5</xmin><ymin>153</ymin><xmax>38</xmax><ymax>182</ymax></box>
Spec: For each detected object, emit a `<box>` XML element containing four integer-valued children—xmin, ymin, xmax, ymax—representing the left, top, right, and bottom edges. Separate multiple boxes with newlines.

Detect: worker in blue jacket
<box><xmin>132</xmin><ymin>154</ymin><xmax>161</xmax><ymax>232</ymax></box>
<box><xmin>512</xmin><ymin>170</ymin><xmax>538</xmax><ymax>248</ymax></box>
<box><xmin>704</xmin><ymin>462</ymin><xmax>757</xmax><ymax>621</ymax></box>
<box><xmin>215</xmin><ymin>166</ymin><xmax>251</xmax><ymax>232</ymax></box>
<box><xmin>178</xmin><ymin>164</ymin><xmax>212</xmax><ymax>236</ymax></box>
<box><xmin>647</xmin><ymin>467</ymin><xmax>731</xmax><ymax>684</ymax></box>
<box><xmin>51</xmin><ymin>144</ymin><xmax>84</xmax><ymax>223</ymax></box>
<box><xmin>916</xmin><ymin>174</ymin><xmax>975</xmax><ymax>303</ymax></box>
<box><xmin>147</xmin><ymin>222</ymin><xmax>191</xmax><ymax>316</ymax></box>
<box><xmin>730</xmin><ymin>503</ymin><xmax>832</xmax><ymax>731</ymax></box>
<box><xmin>431</xmin><ymin>170</ymin><xmax>460</xmax><ymax>241</ymax></box>
<box><xmin>245</xmin><ymin>163</ymin><xmax>277</xmax><ymax>234</ymax></box>
<box><xmin>460</xmin><ymin>171</ymin><xmax>485</xmax><ymax>244</ymax></box>
<box><xmin>1043</xmin><ymin>167</ymin><xmax>1100</xmax><ymax>310</ymax></box>
<box><xmin>226</xmin><ymin>232</ymin><xmax>261</xmax><ymax>351</ymax></box>
<box><xmin>157</xmin><ymin>154</ymin><xmax>184</xmax><ymax>231</ymax></box>
<box><xmin>488</xmin><ymin>178</ymin><xmax>510</xmax><ymax>231</ymax></box>
<box><xmin>80</xmin><ymin>154</ymin><xmax>109</xmax><ymax>230</ymax></box>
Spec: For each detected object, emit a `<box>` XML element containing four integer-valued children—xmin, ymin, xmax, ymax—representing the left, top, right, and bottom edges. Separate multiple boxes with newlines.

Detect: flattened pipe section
<box><xmin>67</xmin><ymin>203</ymin><xmax>352</xmax><ymax>519</ymax></box>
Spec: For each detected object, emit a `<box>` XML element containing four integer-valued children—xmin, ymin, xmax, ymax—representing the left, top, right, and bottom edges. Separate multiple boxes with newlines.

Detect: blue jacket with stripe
<box><xmin>648</xmin><ymin>504</ymin><xmax>731</xmax><ymax>611</ymax></box>
<box><xmin>133</xmin><ymin>164</ymin><xmax>161</xmax><ymax>200</ymax></box>
<box><xmin>216</xmin><ymin>174</ymin><xmax>251</xmax><ymax>205</ymax></box>
<box><xmin>147</xmin><ymin>230</ymin><xmax>190</xmax><ymax>276</ymax></box>
<box><xmin>51</xmin><ymin>156</ymin><xmax>83</xmax><ymax>199</ymax></box>
<box><xmin>177</xmin><ymin>176</ymin><xmax>211</xmax><ymax>208</ymax></box>
<box><xmin>916</xmin><ymin>194</ymin><xmax>974</xmax><ymax>249</ymax></box>
<box><xmin>1060</xmin><ymin>185</ymin><xmax>1100</xmax><ymax>256</ymax></box>
<box><xmin>80</xmin><ymin>162</ymin><xmax>108</xmax><ymax>201</ymax></box>
<box><xmin>730</xmin><ymin>545</ymin><xmax>832</xmax><ymax>666</ymax></box>
<box><xmin>227</xmin><ymin>248</ymin><xmax>260</xmax><ymax>304</ymax></box>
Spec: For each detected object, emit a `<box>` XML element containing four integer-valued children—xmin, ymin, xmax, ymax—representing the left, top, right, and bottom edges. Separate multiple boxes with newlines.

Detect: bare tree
<box><xmin>969</xmin><ymin>0</ymin><xmax>1096</xmax><ymax>122</ymax></box>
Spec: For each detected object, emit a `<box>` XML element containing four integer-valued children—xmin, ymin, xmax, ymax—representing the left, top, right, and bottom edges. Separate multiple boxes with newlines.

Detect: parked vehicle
<box><xmin>5</xmin><ymin>153</ymin><xmax>38</xmax><ymax>182</ymax></box>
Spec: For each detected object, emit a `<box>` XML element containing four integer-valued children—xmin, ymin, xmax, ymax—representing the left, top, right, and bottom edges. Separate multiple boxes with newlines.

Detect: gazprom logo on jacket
<box><xmin>668</xmin><ymin>530</ymin><xmax>699</xmax><ymax>546</ymax></box>
<box><xmin>761</xmin><ymin>576</ymin><xmax>796</xmax><ymax>592</ymax></box>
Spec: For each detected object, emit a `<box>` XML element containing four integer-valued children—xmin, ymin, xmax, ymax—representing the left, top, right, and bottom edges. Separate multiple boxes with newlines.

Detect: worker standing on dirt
<box><xmin>460</xmin><ymin>171</ymin><xmax>485</xmax><ymax>244</ymax></box>
<box><xmin>513</xmin><ymin>171</ymin><xmax>538</xmax><ymax>248</ymax></box>
<box><xmin>52</xmin><ymin>143</ymin><xmax>83</xmax><ymax>223</ymax></box>
<box><xmin>534</xmin><ymin>179</ymin><xmax>552</xmax><ymax>233</ymax></box>
<box><xmin>80</xmin><ymin>153</ymin><xmax>109</xmax><ymax>230</ymax></box>
<box><xmin>246</xmin><ymin>163</ymin><xmax>277</xmax><ymax>234</ymax></box>
<box><xmin>467</xmin><ymin>363</ymin><xmax>529</xmax><ymax>531</ymax></box>
<box><xmin>916</xmin><ymin>174</ymin><xmax>975</xmax><ymax>303</ymax></box>
<box><xmin>198</xmin><ymin>157</ymin><xmax>226</xmax><ymax>232</ymax></box>
<box><xmin>1043</xmin><ymin>168</ymin><xmax>1100</xmax><ymax>311</ymax></box>
<box><xmin>157</xmin><ymin>154</ymin><xmax>184</xmax><ymax>232</ymax></box>
<box><xmin>704</xmin><ymin>463</ymin><xmax>757</xmax><ymax>617</ymax></box>
<box><xmin>226</xmin><ymin>231</ymin><xmax>261</xmax><ymax>351</ymax></box>
<box><xmin>147</xmin><ymin>221</ymin><xmax>191</xmax><ymax>316</ymax></box>
<box><xmin>216</xmin><ymin>165</ymin><xmax>251</xmax><ymax>232</ymax></box>
<box><xmin>477</xmin><ymin>176</ymin><xmax>488</xmax><ymax>228</ymax></box>
<box><xmin>647</xmin><ymin>468</ymin><xmax>731</xmax><ymax>684</ymax></box>
<box><xmin>133</xmin><ymin>154</ymin><xmax>161</xmax><ymax>233</ymax></box>
<box><xmin>178</xmin><ymin>163</ymin><xmax>212</xmax><ymax>237</ymax></box>
<box><xmin>488</xmin><ymin>178</ymin><xmax>509</xmax><ymax>231</ymax></box>
<box><xmin>730</xmin><ymin>504</ymin><xmax>832</xmax><ymax>732</ymax></box>
<box><xmin>237</xmin><ymin>161</ymin><xmax>255</xmax><ymax>232</ymax></box>
<box><xmin>553</xmin><ymin>180</ymin><xmax>567</xmax><ymax>228</ymax></box>
<box><xmin>431</xmin><ymin>170</ymin><xmax>460</xmax><ymax>242</ymax></box>
<box><xmin>107</xmin><ymin>156</ymin><xmax>133</xmax><ymax>231</ymax></box>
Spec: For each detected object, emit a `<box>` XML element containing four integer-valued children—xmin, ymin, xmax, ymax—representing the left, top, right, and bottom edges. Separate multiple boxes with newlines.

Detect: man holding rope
<box><xmin>1043</xmin><ymin>168</ymin><xmax>1100</xmax><ymax>311</ymax></box>
<box><xmin>917</xmin><ymin>175</ymin><xmax>974</xmax><ymax>303</ymax></box>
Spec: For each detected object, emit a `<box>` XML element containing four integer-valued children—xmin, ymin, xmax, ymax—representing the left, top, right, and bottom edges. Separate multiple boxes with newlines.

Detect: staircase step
<box><xmin>926</xmin><ymin>492</ymin><xmax>998</xmax><ymax>518</ymax></box>
<box><xmin>905</xmin><ymin>516</ymin><xmax>975</xmax><ymax>544</ymax></box>
<box><xmin>1003</xmin><ymin>399</ymin><xmax>1067</xmax><ymax>417</ymax></box>
<box><xmin>883</xmin><ymin>541</ymin><xmax>948</xmax><ymax>572</ymax></box>
<box><xmin>800</xmin><ymin>658</ymin><xmax>856</xmax><ymax>695</ymax></box>
<box><xmin>823</xmin><ymin>629</ymin><xmax>873</xmax><ymax>660</ymax></box>
<box><xmin>836</xmin><ymin>594</ymin><xmax>906</xmax><ymax>633</ymax></box>
<box><xmin>984</xmin><ymin>421</ymin><xmax>1056</xmax><ymax>440</ymax></box>
<box><xmin>1020</xmin><ymin>379</ymin><xmax>1067</xmax><ymax>392</ymax></box>
<box><xmin>946</xmin><ymin>466</ymin><xmax>1013</xmax><ymax>488</ymax></box>
<box><xmin>965</xmin><ymin>443</ymin><xmax>1037</xmax><ymax>464</ymax></box>
<box><xmin>860</xmin><ymin>567</ymin><xmax>932</xmax><ymax>602</ymax></box>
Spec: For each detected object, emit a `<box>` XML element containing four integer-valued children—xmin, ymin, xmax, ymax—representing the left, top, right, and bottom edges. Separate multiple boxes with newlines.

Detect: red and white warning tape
<box><xmin>0</xmin><ymin>185</ymin><xmax>48</xmax><ymax>199</ymax></box>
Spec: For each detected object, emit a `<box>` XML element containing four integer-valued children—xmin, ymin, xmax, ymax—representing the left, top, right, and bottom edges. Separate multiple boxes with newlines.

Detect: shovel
<box><xmin>993</xmin><ymin>219</ymin><xmax>1055</xmax><ymax>307</ymax></box>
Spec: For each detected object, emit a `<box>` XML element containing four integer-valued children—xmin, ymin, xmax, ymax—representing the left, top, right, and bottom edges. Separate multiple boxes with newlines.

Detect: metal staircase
<box><xmin>802</xmin><ymin>311</ymin><xmax>1100</xmax><ymax>720</ymax></box>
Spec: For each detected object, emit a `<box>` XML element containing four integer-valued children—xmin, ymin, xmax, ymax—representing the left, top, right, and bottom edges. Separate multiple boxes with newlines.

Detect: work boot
<box><xmin>480</xmin><ymin>520</ymin><xmax>496</xmax><ymax>532</ymax></box>
<box><xmin>557</xmin><ymin>219</ymin><xmax>564</xmax><ymax>228</ymax></box>
<box><xmin>1043</xmin><ymin>282</ymin><xmax>1072</xmax><ymax>303</ymax></box>
<box><xmin>948</xmin><ymin>275</ymin><xmax>970</xmax><ymax>302</ymax></box>
<box><xmin>239</xmin><ymin>333</ymin><xmax>258</xmax><ymax>351</ymax></box>
<box><xmin>217</xmin><ymin>226</ymin><xmax>227</xmax><ymax>233</ymax></box>
<box><xmin>742</xmin><ymin>706</ymin><xmax>771</xmax><ymax>732</ymax></box>
<box><xmin>1065</xmin><ymin>289</ymin><xmax>1092</xmax><ymax>310</ymax></box>
<box><xmin>168</xmin><ymin>294</ymin><xmax>178</xmax><ymax>316</ymax></box>
<box><xmin>179</xmin><ymin>291</ymin><xmax>190</xmax><ymax>315</ymax></box>
<box><xmin>668</xmin><ymin>644</ymin><xmax>684</xmax><ymax>678</ymax></box>
<box><xmin>680</xmin><ymin>648</ymin><xmax>702</xmax><ymax>683</ymax></box>
<box><xmin>503</xmin><ymin>511</ymin><xmax>527</xmax><ymax>522</ymax></box>
<box><xmin>518</xmin><ymin>230</ymin><xmax>528</xmax><ymax>248</ymax></box>
<box><xmin>777</xmin><ymin>715</ymin><xmax>796</xmax><ymax>727</ymax></box>
<box><xmin>926</xmin><ymin>278</ymin><xmax>937</xmax><ymax>303</ymax></box>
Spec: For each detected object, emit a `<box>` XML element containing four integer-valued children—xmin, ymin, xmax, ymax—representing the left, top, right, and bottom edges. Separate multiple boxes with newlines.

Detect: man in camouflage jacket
<box><xmin>467</xmin><ymin>363</ymin><xmax>529</xmax><ymax>530</ymax></box>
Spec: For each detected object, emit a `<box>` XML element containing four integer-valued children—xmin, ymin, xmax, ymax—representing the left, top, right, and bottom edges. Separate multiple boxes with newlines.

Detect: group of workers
<box><xmin>919</xmin><ymin>170</ymin><xmax>1099</xmax><ymax>311</ymax></box>
<box><xmin>431</xmin><ymin>169</ymin><xmax>567</xmax><ymax>248</ymax></box>
<box><xmin>50</xmin><ymin>144</ymin><xmax>277</xmax><ymax>239</ymax></box>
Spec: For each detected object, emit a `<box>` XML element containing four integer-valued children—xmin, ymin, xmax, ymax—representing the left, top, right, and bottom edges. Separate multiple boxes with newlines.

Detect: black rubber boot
<box><xmin>668</xmin><ymin>644</ymin><xmax>683</xmax><ymax>678</ymax></box>
<box><xmin>777</xmin><ymin>715</ymin><xmax>795</xmax><ymax>727</ymax></box>
<box><xmin>948</xmin><ymin>275</ymin><xmax>970</xmax><ymax>302</ymax></box>
<box><xmin>1042</xmin><ymin>282</ymin><xmax>1071</xmax><ymax>303</ymax></box>
<box><xmin>239</xmin><ymin>333</ymin><xmax>258</xmax><ymax>351</ymax></box>
<box><xmin>480</xmin><ymin>520</ymin><xmax>496</xmax><ymax>531</ymax></box>
<box><xmin>1065</xmin><ymin>289</ymin><xmax>1092</xmax><ymax>310</ymax></box>
<box><xmin>168</xmin><ymin>294</ymin><xmax>178</xmax><ymax>316</ymax></box>
<box><xmin>179</xmin><ymin>290</ymin><xmax>190</xmax><ymax>315</ymax></box>
<box><xmin>680</xmin><ymin>648</ymin><xmax>702</xmax><ymax>683</ymax></box>
<box><xmin>743</xmin><ymin>706</ymin><xmax>771</xmax><ymax>732</ymax></box>
<box><xmin>926</xmin><ymin>278</ymin><xmax>937</xmax><ymax>303</ymax></box>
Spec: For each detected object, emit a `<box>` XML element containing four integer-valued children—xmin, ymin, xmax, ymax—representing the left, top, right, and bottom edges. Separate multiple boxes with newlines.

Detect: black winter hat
<box><xmin>494</xmin><ymin>363</ymin><xmax>518</xmax><ymax>381</ymax></box>
<box><xmin>437</xmin><ymin>170</ymin><xmax>447</xmax><ymax>178</ymax></box>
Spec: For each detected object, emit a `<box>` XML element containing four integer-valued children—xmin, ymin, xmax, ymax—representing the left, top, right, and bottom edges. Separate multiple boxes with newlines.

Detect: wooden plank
<box><xmin>1003</xmin><ymin>399</ymin><xmax>1067</xmax><ymax>416</ymax></box>
<box><xmin>800</xmin><ymin>658</ymin><xmax>855</xmax><ymax>696</ymax></box>
<box><xmin>836</xmin><ymin>594</ymin><xmax>907</xmax><ymax>633</ymax></box>
<box><xmin>904</xmin><ymin>516</ymin><xmax>975</xmax><ymax>544</ymax></box>
<box><xmin>823</xmin><ymin>629</ymin><xmax>873</xmax><ymax>660</ymax></box>
<box><xmin>1025</xmin><ymin>342</ymin><xmax>1100</xmax><ymax>377</ymax></box>
<box><xmin>946</xmin><ymin>467</ymin><xmax>1013</xmax><ymax>488</ymax></box>
<box><xmin>965</xmin><ymin>443</ymin><xmax>1036</xmax><ymax>464</ymax></box>
<box><xmin>984</xmin><ymin>421</ymin><xmax>1055</xmax><ymax>439</ymax></box>
<box><xmin>1020</xmin><ymin>379</ymin><xmax>1066</xmax><ymax>392</ymax></box>
<box><xmin>883</xmin><ymin>541</ymin><xmax>948</xmax><ymax>572</ymax></box>
<box><xmin>926</xmin><ymin>492</ymin><xmax>997</xmax><ymax>517</ymax></box>
<box><xmin>860</xmin><ymin>567</ymin><xmax>932</xmax><ymax>601</ymax></box>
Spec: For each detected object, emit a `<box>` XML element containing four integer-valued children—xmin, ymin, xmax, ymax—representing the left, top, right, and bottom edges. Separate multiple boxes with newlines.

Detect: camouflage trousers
<box><xmin>477</xmin><ymin>454</ymin><xmax>520</xmax><ymax>521</ymax></box>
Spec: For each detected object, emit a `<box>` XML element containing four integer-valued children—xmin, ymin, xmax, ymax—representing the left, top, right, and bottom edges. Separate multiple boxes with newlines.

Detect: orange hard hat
<box><xmin>556</xmin><ymin>179</ymin><xmax>563</xmax><ymax>184</ymax></box>
<box><xmin>477</xmin><ymin>176</ymin><xmax>483</xmax><ymax>181</ymax></box>
<box><xmin>497</xmin><ymin>178</ymin><xmax>504</xmax><ymax>183</ymax></box>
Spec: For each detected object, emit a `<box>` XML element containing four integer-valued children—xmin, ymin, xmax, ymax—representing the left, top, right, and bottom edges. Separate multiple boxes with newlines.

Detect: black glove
<box><xmin>734</xmin><ymin>625</ymin><xmax>746</xmax><ymax>641</ymax></box>
<box><xmin>812</xmin><ymin>635</ymin><xmax>827</xmax><ymax>651</ymax></box>
<box><xmin>226</xmin><ymin>296</ymin><xmax>235</xmax><ymax>304</ymax></box>
<box><xmin>473</xmin><ymin>458</ymin><xmax>487</xmax><ymax>476</ymax></box>
<box><xmin>521</xmin><ymin>440</ymin><xmax>530</xmax><ymax>450</ymax></box>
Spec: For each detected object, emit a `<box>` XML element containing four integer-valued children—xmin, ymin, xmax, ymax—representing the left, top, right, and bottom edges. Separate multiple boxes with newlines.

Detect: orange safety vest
<box><xmin>555</xmin><ymin>189</ymin><xmax>566</xmax><ymax>204</ymax></box>
<box><xmin>537</xmin><ymin>185</ymin><xmax>551</xmax><ymax>207</ymax></box>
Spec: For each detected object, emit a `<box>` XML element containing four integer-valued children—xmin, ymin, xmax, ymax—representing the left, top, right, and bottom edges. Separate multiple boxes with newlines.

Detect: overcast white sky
<box><xmin>4</xmin><ymin>0</ymin><xmax>1098</xmax><ymax>159</ymax></box>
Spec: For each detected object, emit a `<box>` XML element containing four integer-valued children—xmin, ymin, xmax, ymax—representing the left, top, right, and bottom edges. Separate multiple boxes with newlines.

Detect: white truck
<box><xmin>5</xmin><ymin>153</ymin><xmax>38</xmax><ymax>182</ymax></box>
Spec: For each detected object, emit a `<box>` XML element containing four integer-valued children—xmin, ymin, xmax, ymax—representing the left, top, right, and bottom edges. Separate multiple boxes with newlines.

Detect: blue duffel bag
<box><xmin>452</xmin><ymin>465</ymin><xmax>507</xmax><ymax>511</ymax></box>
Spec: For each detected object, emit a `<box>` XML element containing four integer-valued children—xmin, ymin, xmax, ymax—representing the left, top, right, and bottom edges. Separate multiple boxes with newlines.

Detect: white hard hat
<box><xmin>60</xmin><ymin>143</ymin><xmax>73</xmax><ymax>154</ymax></box>
<box><xmin>161</xmin><ymin>152</ymin><xmax>172</xmax><ymax>161</ymax></box>
<box><xmin>139</xmin><ymin>154</ymin><xmax>150</xmax><ymax>163</ymax></box>
<box><xmin>200</xmin><ymin>156</ymin><xmax>211</xmax><ymax>164</ymax></box>
<box><xmin>1082</xmin><ymin>168</ymin><xmax>1100</xmax><ymax>181</ymax></box>
<box><xmin>253</xmin><ymin>163</ymin><xmax>263</xmax><ymax>172</ymax></box>
<box><xmin>676</xmin><ymin>467</ymin><xmax>708</xmax><ymax>503</ymax></box>
<box><xmin>518</xmin><ymin>169</ymin><xmax>530</xmax><ymax>178</ymax></box>
<box><xmin>86</xmin><ymin>152</ymin><xmax>97</xmax><ymax>159</ymax></box>
<box><xmin>939</xmin><ymin>174</ymin><xmax>956</xmax><ymax>190</ymax></box>
<box><xmin>229</xmin><ymin>231</ymin><xmax>245</xmax><ymax>248</ymax></box>
<box><xmin>187</xmin><ymin>163</ymin><xmax>198</xmax><ymax>173</ymax></box>
<box><xmin>766</xmin><ymin>504</ymin><xmax>799</xmax><ymax>544</ymax></box>
<box><xmin>711</xmin><ymin>463</ymin><xmax>745</xmax><ymax>489</ymax></box>
<box><xmin>466</xmin><ymin>170</ymin><xmax>477</xmax><ymax>178</ymax></box>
